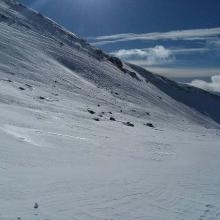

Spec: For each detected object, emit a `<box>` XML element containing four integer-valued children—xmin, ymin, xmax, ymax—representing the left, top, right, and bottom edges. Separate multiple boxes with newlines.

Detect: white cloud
<box><xmin>111</xmin><ymin>46</ymin><xmax>175</xmax><ymax>66</ymax></box>
<box><xmin>207</xmin><ymin>39</ymin><xmax>220</xmax><ymax>47</ymax></box>
<box><xmin>190</xmin><ymin>75</ymin><xmax>220</xmax><ymax>93</ymax></box>
<box><xmin>112</xmin><ymin>49</ymin><xmax>149</xmax><ymax>59</ymax></box>
<box><xmin>91</xmin><ymin>27</ymin><xmax>220</xmax><ymax>46</ymax></box>
<box><xmin>171</xmin><ymin>47</ymin><xmax>210</xmax><ymax>55</ymax></box>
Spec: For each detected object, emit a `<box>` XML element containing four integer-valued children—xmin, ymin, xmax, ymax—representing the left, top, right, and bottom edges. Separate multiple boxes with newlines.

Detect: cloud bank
<box><xmin>190</xmin><ymin>75</ymin><xmax>220</xmax><ymax>94</ymax></box>
<box><xmin>111</xmin><ymin>46</ymin><xmax>175</xmax><ymax>66</ymax></box>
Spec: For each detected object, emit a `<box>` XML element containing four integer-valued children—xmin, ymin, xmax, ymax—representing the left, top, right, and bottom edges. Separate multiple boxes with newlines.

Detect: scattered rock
<box><xmin>111</xmin><ymin>91</ymin><xmax>119</xmax><ymax>96</ymax></box>
<box><xmin>18</xmin><ymin>87</ymin><xmax>25</xmax><ymax>91</ymax></box>
<box><xmin>34</xmin><ymin>202</ymin><xmax>39</xmax><ymax>209</ymax></box>
<box><xmin>123</xmin><ymin>122</ymin><xmax>135</xmax><ymax>127</ymax></box>
<box><xmin>95</xmin><ymin>49</ymin><xmax>104</xmax><ymax>60</ymax></box>
<box><xmin>17</xmin><ymin>217</ymin><xmax>21</xmax><ymax>220</ymax></box>
<box><xmin>88</xmin><ymin>109</ymin><xmax>95</xmax><ymax>114</ymax></box>
<box><xmin>0</xmin><ymin>14</ymin><xmax>8</xmax><ymax>20</ymax></box>
<box><xmin>128</xmin><ymin>71</ymin><xmax>140</xmax><ymax>81</ymax></box>
<box><xmin>144</xmin><ymin>123</ymin><xmax>154</xmax><ymax>128</ymax></box>
<box><xmin>39</xmin><ymin>96</ymin><xmax>45</xmax><ymax>100</ymax></box>
<box><xmin>108</xmin><ymin>56</ymin><xmax>123</xmax><ymax>70</ymax></box>
<box><xmin>25</xmin><ymin>84</ymin><xmax>32</xmax><ymax>88</ymax></box>
<box><xmin>110</xmin><ymin>117</ymin><xmax>116</xmax><ymax>121</ymax></box>
<box><xmin>3</xmin><ymin>79</ymin><xmax>12</xmax><ymax>82</ymax></box>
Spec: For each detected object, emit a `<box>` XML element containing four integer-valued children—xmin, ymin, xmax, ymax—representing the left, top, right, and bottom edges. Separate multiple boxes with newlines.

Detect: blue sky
<box><xmin>19</xmin><ymin>0</ymin><xmax>220</xmax><ymax>80</ymax></box>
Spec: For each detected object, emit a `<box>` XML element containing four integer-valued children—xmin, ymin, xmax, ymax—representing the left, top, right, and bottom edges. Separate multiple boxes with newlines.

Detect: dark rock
<box><xmin>144</xmin><ymin>123</ymin><xmax>154</xmax><ymax>128</ymax></box>
<box><xmin>93</xmin><ymin>118</ymin><xmax>100</xmax><ymax>121</ymax></box>
<box><xmin>95</xmin><ymin>49</ymin><xmax>104</xmax><ymax>60</ymax></box>
<box><xmin>88</xmin><ymin>109</ymin><xmax>95</xmax><ymax>114</ymax></box>
<box><xmin>108</xmin><ymin>56</ymin><xmax>123</xmax><ymax>69</ymax></box>
<box><xmin>18</xmin><ymin>87</ymin><xmax>25</xmax><ymax>91</ymax></box>
<box><xmin>110</xmin><ymin>117</ymin><xmax>116</xmax><ymax>121</ymax></box>
<box><xmin>0</xmin><ymin>14</ymin><xmax>8</xmax><ymax>20</ymax></box>
<box><xmin>25</xmin><ymin>84</ymin><xmax>32</xmax><ymax>88</ymax></box>
<box><xmin>34</xmin><ymin>203</ymin><xmax>39</xmax><ymax>209</ymax></box>
<box><xmin>128</xmin><ymin>71</ymin><xmax>140</xmax><ymax>81</ymax></box>
<box><xmin>124</xmin><ymin>122</ymin><xmax>135</xmax><ymax>127</ymax></box>
<box><xmin>39</xmin><ymin>96</ymin><xmax>45</xmax><ymax>100</ymax></box>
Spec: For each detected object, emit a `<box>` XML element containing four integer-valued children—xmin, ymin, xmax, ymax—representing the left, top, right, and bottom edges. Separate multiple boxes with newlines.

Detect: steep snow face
<box><xmin>0</xmin><ymin>0</ymin><xmax>220</xmax><ymax>126</ymax></box>
<box><xmin>0</xmin><ymin>1</ymin><xmax>220</xmax><ymax>220</ymax></box>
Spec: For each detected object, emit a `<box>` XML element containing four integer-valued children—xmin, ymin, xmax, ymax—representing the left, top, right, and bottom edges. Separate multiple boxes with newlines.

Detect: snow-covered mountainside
<box><xmin>0</xmin><ymin>0</ymin><xmax>220</xmax><ymax>220</ymax></box>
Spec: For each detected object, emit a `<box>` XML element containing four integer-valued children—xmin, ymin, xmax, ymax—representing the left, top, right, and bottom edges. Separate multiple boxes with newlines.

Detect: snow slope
<box><xmin>0</xmin><ymin>0</ymin><xmax>220</xmax><ymax>219</ymax></box>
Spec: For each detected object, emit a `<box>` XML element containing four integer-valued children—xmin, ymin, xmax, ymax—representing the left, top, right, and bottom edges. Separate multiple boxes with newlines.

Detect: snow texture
<box><xmin>0</xmin><ymin>0</ymin><xmax>220</xmax><ymax>219</ymax></box>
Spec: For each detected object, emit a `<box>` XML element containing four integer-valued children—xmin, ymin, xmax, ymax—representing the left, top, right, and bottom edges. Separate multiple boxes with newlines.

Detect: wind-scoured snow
<box><xmin>0</xmin><ymin>0</ymin><xmax>220</xmax><ymax>220</ymax></box>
